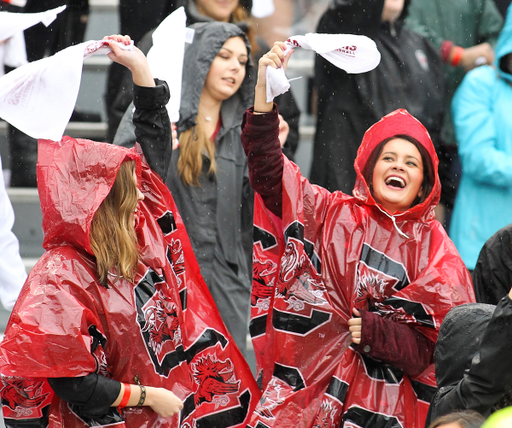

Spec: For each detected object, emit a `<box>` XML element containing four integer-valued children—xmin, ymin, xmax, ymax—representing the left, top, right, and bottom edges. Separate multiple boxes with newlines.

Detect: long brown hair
<box><xmin>177</xmin><ymin>121</ymin><xmax>217</xmax><ymax>186</ymax></box>
<box><xmin>232</xmin><ymin>4</ymin><xmax>258</xmax><ymax>55</ymax></box>
<box><xmin>90</xmin><ymin>161</ymin><xmax>139</xmax><ymax>286</ymax></box>
<box><xmin>362</xmin><ymin>134</ymin><xmax>434</xmax><ymax>208</ymax></box>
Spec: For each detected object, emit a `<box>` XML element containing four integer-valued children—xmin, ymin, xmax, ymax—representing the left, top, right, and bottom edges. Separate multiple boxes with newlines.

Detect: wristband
<box><xmin>138</xmin><ymin>385</ymin><xmax>146</xmax><ymax>406</ymax></box>
<box><xmin>118</xmin><ymin>383</ymin><xmax>131</xmax><ymax>409</ymax></box>
<box><xmin>440</xmin><ymin>41</ymin><xmax>454</xmax><ymax>63</ymax></box>
<box><xmin>451</xmin><ymin>46</ymin><xmax>464</xmax><ymax>67</ymax></box>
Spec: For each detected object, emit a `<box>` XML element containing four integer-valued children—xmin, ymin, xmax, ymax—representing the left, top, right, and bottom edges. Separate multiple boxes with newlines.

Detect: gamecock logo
<box><xmin>252</xmin><ymin>256</ymin><xmax>277</xmax><ymax>307</ymax></box>
<box><xmin>312</xmin><ymin>400</ymin><xmax>338</xmax><ymax>428</ymax></box>
<box><xmin>142</xmin><ymin>291</ymin><xmax>181</xmax><ymax>354</ymax></box>
<box><xmin>1</xmin><ymin>378</ymin><xmax>50</xmax><ymax>414</ymax></box>
<box><xmin>167</xmin><ymin>238</ymin><xmax>186</xmax><ymax>286</ymax></box>
<box><xmin>192</xmin><ymin>355</ymin><xmax>240</xmax><ymax>407</ymax></box>
<box><xmin>278</xmin><ymin>241</ymin><xmax>327</xmax><ymax>308</ymax></box>
<box><xmin>355</xmin><ymin>263</ymin><xmax>399</xmax><ymax>310</ymax></box>
<box><xmin>255</xmin><ymin>377</ymin><xmax>291</xmax><ymax>419</ymax></box>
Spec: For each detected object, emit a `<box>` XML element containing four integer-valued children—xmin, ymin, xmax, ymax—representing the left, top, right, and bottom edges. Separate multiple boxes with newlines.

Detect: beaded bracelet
<box><xmin>138</xmin><ymin>385</ymin><xmax>147</xmax><ymax>406</ymax></box>
<box><xmin>118</xmin><ymin>383</ymin><xmax>131</xmax><ymax>409</ymax></box>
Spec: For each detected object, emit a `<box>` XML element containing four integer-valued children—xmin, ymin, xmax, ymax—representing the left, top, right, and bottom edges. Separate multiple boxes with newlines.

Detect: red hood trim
<box><xmin>352</xmin><ymin>109</ymin><xmax>440</xmax><ymax>220</ymax></box>
<box><xmin>38</xmin><ymin>137</ymin><xmax>141</xmax><ymax>254</ymax></box>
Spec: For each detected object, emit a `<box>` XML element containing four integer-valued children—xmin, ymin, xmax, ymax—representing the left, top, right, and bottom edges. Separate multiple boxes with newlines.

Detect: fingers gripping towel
<box><xmin>266</xmin><ymin>33</ymin><xmax>381</xmax><ymax>102</ymax></box>
<box><xmin>0</xmin><ymin>39</ymin><xmax>133</xmax><ymax>141</ymax></box>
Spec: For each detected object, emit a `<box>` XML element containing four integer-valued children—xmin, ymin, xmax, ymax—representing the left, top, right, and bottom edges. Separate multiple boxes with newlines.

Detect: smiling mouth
<box><xmin>385</xmin><ymin>176</ymin><xmax>406</xmax><ymax>188</ymax></box>
<box><xmin>223</xmin><ymin>77</ymin><xmax>235</xmax><ymax>84</ymax></box>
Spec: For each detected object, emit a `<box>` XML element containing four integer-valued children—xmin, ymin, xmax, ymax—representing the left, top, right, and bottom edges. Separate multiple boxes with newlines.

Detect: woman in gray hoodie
<box><xmin>116</xmin><ymin>21</ymin><xmax>257</xmax><ymax>354</ymax></box>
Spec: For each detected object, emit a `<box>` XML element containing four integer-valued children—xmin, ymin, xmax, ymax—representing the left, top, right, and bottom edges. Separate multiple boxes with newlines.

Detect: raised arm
<box><xmin>241</xmin><ymin>43</ymin><xmax>294</xmax><ymax>217</ymax></box>
<box><xmin>104</xmin><ymin>35</ymin><xmax>174</xmax><ymax>181</ymax></box>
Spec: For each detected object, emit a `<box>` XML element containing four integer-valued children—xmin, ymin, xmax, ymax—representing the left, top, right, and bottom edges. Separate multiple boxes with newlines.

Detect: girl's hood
<box><xmin>178</xmin><ymin>21</ymin><xmax>254</xmax><ymax>134</ymax></box>
<box><xmin>37</xmin><ymin>137</ymin><xmax>141</xmax><ymax>254</ymax></box>
<box><xmin>353</xmin><ymin>109</ymin><xmax>440</xmax><ymax>221</ymax></box>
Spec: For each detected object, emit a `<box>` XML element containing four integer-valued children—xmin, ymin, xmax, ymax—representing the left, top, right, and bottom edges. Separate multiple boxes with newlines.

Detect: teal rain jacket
<box><xmin>450</xmin><ymin>4</ymin><xmax>512</xmax><ymax>270</ymax></box>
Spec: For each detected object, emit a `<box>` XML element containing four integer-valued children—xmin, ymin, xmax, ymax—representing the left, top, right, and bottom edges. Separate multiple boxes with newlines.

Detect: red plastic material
<box><xmin>248</xmin><ymin>110</ymin><xmax>475</xmax><ymax>428</ymax></box>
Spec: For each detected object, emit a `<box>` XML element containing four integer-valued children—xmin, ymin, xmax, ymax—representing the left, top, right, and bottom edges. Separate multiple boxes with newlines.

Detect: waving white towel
<box><xmin>0</xmin><ymin>5</ymin><xmax>66</xmax><ymax>76</ymax></box>
<box><xmin>147</xmin><ymin>7</ymin><xmax>188</xmax><ymax>122</ymax></box>
<box><xmin>252</xmin><ymin>0</ymin><xmax>275</xmax><ymax>18</ymax></box>
<box><xmin>0</xmin><ymin>40</ymin><xmax>132</xmax><ymax>141</ymax></box>
<box><xmin>0</xmin><ymin>5</ymin><xmax>66</xmax><ymax>43</ymax></box>
<box><xmin>266</xmin><ymin>33</ymin><xmax>381</xmax><ymax>102</ymax></box>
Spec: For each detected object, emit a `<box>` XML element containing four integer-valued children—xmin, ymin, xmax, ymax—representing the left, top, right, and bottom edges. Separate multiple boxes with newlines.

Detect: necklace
<box><xmin>205</xmin><ymin>116</ymin><xmax>212</xmax><ymax>122</ymax></box>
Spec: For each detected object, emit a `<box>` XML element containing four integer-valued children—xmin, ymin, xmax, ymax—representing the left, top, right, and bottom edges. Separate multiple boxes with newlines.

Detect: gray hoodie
<box><xmin>115</xmin><ymin>21</ymin><xmax>255</xmax><ymax>351</ymax></box>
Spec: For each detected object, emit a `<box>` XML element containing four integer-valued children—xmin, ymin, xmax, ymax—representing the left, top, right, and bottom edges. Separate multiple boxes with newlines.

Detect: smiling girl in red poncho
<box><xmin>241</xmin><ymin>43</ymin><xmax>475</xmax><ymax>428</ymax></box>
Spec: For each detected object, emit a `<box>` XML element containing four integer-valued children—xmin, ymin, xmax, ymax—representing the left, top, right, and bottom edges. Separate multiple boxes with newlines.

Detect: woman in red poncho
<box><xmin>0</xmin><ymin>36</ymin><xmax>259</xmax><ymax>428</ymax></box>
<box><xmin>241</xmin><ymin>43</ymin><xmax>476</xmax><ymax>428</ymax></box>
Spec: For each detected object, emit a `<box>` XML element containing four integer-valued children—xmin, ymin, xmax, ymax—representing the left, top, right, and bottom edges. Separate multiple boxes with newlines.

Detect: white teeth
<box><xmin>385</xmin><ymin>176</ymin><xmax>405</xmax><ymax>188</ymax></box>
<box><xmin>225</xmin><ymin>78</ymin><xmax>234</xmax><ymax>83</ymax></box>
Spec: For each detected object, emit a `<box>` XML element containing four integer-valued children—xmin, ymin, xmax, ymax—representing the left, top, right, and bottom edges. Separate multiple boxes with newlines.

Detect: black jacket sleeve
<box><xmin>132</xmin><ymin>79</ymin><xmax>173</xmax><ymax>181</ymax></box>
<box><xmin>428</xmin><ymin>296</ymin><xmax>512</xmax><ymax>423</ymax></box>
<box><xmin>48</xmin><ymin>374</ymin><xmax>121</xmax><ymax>418</ymax></box>
<box><xmin>472</xmin><ymin>224</ymin><xmax>512</xmax><ymax>305</ymax></box>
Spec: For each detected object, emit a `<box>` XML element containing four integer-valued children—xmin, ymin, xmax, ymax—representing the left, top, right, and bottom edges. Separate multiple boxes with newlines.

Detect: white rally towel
<box><xmin>252</xmin><ymin>0</ymin><xmax>275</xmax><ymax>18</ymax></box>
<box><xmin>0</xmin><ymin>5</ymin><xmax>66</xmax><ymax>76</ymax></box>
<box><xmin>147</xmin><ymin>7</ymin><xmax>187</xmax><ymax>122</ymax></box>
<box><xmin>0</xmin><ymin>39</ymin><xmax>132</xmax><ymax>141</ymax></box>
<box><xmin>0</xmin><ymin>5</ymin><xmax>66</xmax><ymax>42</ymax></box>
<box><xmin>266</xmin><ymin>33</ymin><xmax>381</xmax><ymax>102</ymax></box>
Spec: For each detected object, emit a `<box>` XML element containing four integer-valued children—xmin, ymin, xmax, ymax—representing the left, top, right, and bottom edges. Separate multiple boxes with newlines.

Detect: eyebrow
<box><xmin>381</xmin><ymin>151</ymin><xmax>421</xmax><ymax>162</ymax></box>
<box><xmin>219</xmin><ymin>47</ymin><xmax>248</xmax><ymax>58</ymax></box>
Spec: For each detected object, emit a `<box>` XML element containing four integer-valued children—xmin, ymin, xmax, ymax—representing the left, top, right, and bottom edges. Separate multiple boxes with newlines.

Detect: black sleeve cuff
<box><xmin>48</xmin><ymin>374</ymin><xmax>121</xmax><ymax>417</ymax></box>
<box><xmin>133</xmin><ymin>78</ymin><xmax>170</xmax><ymax>110</ymax></box>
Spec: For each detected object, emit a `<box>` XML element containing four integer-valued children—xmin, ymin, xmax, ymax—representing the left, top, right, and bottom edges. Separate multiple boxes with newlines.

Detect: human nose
<box><xmin>230</xmin><ymin>57</ymin><xmax>242</xmax><ymax>71</ymax></box>
<box><xmin>137</xmin><ymin>187</ymin><xmax>144</xmax><ymax>201</ymax></box>
<box><xmin>391</xmin><ymin>159</ymin><xmax>405</xmax><ymax>171</ymax></box>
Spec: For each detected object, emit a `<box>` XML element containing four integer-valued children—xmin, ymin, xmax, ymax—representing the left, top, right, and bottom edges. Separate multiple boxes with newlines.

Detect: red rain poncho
<box><xmin>0</xmin><ymin>138</ymin><xmax>259</xmax><ymax>428</ymax></box>
<box><xmin>244</xmin><ymin>109</ymin><xmax>475</xmax><ymax>428</ymax></box>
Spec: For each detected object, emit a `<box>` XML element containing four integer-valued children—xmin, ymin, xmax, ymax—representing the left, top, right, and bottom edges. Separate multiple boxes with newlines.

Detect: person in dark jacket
<box><xmin>311</xmin><ymin>0</ymin><xmax>444</xmax><ymax>195</ymax></box>
<box><xmin>472</xmin><ymin>223</ymin><xmax>512</xmax><ymax>305</ymax></box>
<box><xmin>426</xmin><ymin>293</ymin><xmax>512</xmax><ymax>426</ymax></box>
<box><xmin>405</xmin><ymin>0</ymin><xmax>503</xmax><ymax>218</ymax></box>
<box><xmin>115</xmin><ymin>22</ymin><xmax>261</xmax><ymax>355</ymax></box>
<box><xmin>107</xmin><ymin>0</ymin><xmax>301</xmax><ymax>161</ymax></box>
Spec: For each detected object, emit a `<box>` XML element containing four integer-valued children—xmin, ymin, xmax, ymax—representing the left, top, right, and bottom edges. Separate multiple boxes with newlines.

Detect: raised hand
<box><xmin>254</xmin><ymin>42</ymin><xmax>294</xmax><ymax>113</ymax></box>
<box><xmin>103</xmin><ymin>35</ymin><xmax>155</xmax><ymax>88</ymax></box>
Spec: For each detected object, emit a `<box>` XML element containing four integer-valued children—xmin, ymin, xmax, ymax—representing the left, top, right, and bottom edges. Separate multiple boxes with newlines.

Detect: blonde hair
<box><xmin>90</xmin><ymin>161</ymin><xmax>139</xmax><ymax>286</ymax></box>
<box><xmin>177</xmin><ymin>121</ymin><xmax>217</xmax><ymax>186</ymax></box>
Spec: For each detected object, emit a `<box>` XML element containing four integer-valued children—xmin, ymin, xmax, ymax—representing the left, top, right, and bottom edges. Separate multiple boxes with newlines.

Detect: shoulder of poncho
<box><xmin>29</xmin><ymin>246</ymin><xmax>95</xmax><ymax>283</ymax></box>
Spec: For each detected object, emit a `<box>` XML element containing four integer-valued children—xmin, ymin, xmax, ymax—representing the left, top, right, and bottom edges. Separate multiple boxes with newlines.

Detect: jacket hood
<box><xmin>495</xmin><ymin>4</ymin><xmax>512</xmax><ymax>82</ymax></box>
<box><xmin>38</xmin><ymin>137</ymin><xmax>140</xmax><ymax>254</ymax></box>
<box><xmin>353</xmin><ymin>109</ymin><xmax>440</xmax><ymax>221</ymax></box>
<box><xmin>178</xmin><ymin>21</ymin><xmax>254</xmax><ymax>134</ymax></box>
<box><xmin>434</xmin><ymin>303</ymin><xmax>495</xmax><ymax>388</ymax></box>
